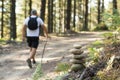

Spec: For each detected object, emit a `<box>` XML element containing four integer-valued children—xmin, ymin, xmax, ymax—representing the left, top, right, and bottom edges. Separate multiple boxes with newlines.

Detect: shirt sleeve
<box><xmin>24</xmin><ymin>17</ymin><xmax>29</xmax><ymax>26</ymax></box>
<box><xmin>37</xmin><ymin>17</ymin><xmax>44</xmax><ymax>26</ymax></box>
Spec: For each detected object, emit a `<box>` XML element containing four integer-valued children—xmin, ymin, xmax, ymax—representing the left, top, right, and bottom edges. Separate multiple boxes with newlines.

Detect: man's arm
<box><xmin>22</xmin><ymin>24</ymin><xmax>26</xmax><ymax>41</ymax></box>
<box><xmin>41</xmin><ymin>24</ymin><xmax>48</xmax><ymax>38</ymax></box>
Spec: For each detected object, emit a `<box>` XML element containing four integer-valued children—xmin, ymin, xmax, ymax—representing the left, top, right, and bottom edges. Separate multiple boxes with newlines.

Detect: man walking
<box><xmin>22</xmin><ymin>9</ymin><xmax>48</xmax><ymax>68</ymax></box>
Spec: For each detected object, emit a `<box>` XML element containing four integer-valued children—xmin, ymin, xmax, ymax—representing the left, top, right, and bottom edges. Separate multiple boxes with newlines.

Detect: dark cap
<box><xmin>31</xmin><ymin>9</ymin><xmax>37</xmax><ymax>15</ymax></box>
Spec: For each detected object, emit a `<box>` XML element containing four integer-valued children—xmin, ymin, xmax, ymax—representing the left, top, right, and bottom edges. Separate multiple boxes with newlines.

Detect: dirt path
<box><xmin>0</xmin><ymin>32</ymin><xmax>104</xmax><ymax>80</ymax></box>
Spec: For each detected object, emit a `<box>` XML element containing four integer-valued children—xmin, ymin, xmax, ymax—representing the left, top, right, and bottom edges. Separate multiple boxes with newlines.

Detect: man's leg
<box><xmin>26</xmin><ymin>37</ymin><xmax>39</xmax><ymax>68</ymax></box>
<box><xmin>29</xmin><ymin>48</ymin><xmax>37</xmax><ymax>60</ymax></box>
<box><xmin>29</xmin><ymin>48</ymin><xmax>36</xmax><ymax>63</ymax></box>
<box><xmin>30</xmin><ymin>38</ymin><xmax>39</xmax><ymax>64</ymax></box>
<box><xmin>32</xmin><ymin>50</ymin><xmax>36</xmax><ymax>63</ymax></box>
<box><xmin>29</xmin><ymin>47</ymin><xmax>32</xmax><ymax>58</ymax></box>
<box><xmin>27</xmin><ymin>48</ymin><xmax>37</xmax><ymax>68</ymax></box>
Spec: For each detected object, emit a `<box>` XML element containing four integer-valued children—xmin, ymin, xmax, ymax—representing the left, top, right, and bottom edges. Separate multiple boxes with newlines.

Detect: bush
<box><xmin>55</xmin><ymin>62</ymin><xmax>71</xmax><ymax>72</ymax></box>
<box><xmin>94</xmin><ymin>22</ymin><xmax>108</xmax><ymax>31</ymax></box>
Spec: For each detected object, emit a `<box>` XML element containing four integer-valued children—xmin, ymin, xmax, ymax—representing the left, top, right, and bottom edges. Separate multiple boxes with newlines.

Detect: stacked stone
<box><xmin>69</xmin><ymin>44</ymin><xmax>86</xmax><ymax>72</ymax></box>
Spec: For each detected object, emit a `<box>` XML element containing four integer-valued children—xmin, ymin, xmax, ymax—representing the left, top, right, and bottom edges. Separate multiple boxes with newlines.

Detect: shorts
<box><xmin>27</xmin><ymin>37</ymin><xmax>39</xmax><ymax>49</ymax></box>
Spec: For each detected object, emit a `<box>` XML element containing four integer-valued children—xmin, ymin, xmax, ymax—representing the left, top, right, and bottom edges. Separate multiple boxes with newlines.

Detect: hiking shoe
<box><xmin>33</xmin><ymin>60</ymin><xmax>36</xmax><ymax>64</ymax></box>
<box><xmin>26</xmin><ymin>59</ymin><xmax>32</xmax><ymax>68</ymax></box>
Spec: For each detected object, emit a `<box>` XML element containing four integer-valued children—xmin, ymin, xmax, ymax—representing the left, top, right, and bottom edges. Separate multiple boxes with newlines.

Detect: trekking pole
<box><xmin>40</xmin><ymin>38</ymin><xmax>48</xmax><ymax>64</ymax></box>
<box><xmin>32</xmin><ymin>38</ymin><xmax>48</xmax><ymax>79</ymax></box>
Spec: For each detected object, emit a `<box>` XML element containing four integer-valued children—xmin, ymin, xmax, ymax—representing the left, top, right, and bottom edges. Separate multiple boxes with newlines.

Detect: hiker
<box><xmin>22</xmin><ymin>9</ymin><xmax>48</xmax><ymax>68</ymax></box>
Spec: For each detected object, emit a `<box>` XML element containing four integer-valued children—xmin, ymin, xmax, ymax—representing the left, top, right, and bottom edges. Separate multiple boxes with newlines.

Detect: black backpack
<box><xmin>28</xmin><ymin>16</ymin><xmax>38</xmax><ymax>30</ymax></box>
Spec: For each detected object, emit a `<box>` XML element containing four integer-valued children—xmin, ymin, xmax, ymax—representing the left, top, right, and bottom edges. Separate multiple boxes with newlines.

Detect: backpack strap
<box><xmin>28</xmin><ymin>16</ymin><xmax>38</xmax><ymax>25</ymax></box>
<box><xmin>29</xmin><ymin>16</ymin><xmax>40</xmax><ymax>27</ymax></box>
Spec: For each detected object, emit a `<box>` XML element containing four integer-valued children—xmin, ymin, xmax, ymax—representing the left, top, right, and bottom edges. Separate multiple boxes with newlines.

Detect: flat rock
<box><xmin>73</xmin><ymin>54</ymin><xmax>86</xmax><ymax>60</ymax></box>
<box><xmin>69</xmin><ymin>48</ymin><xmax>83</xmax><ymax>55</ymax></box>
<box><xmin>73</xmin><ymin>44</ymin><xmax>82</xmax><ymax>49</ymax></box>
<box><xmin>71</xmin><ymin>64</ymin><xmax>85</xmax><ymax>72</ymax></box>
<box><xmin>70</xmin><ymin>59</ymin><xmax>85</xmax><ymax>64</ymax></box>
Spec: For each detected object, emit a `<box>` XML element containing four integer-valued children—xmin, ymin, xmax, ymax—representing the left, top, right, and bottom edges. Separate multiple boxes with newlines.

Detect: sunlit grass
<box><xmin>0</xmin><ymin>38</ymin><xmax>6</xmax><ymax>45</ymax></box>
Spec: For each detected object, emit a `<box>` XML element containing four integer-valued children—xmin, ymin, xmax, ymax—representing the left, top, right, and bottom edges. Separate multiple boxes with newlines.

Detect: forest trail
<box><xmin>0</xmin><ymin>32</ymin><xmax>104</xmax><ymax>80</ymax></box>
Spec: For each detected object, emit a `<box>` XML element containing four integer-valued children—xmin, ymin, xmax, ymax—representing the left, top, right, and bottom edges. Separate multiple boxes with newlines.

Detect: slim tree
<box><xmin>29</xmin><ymin>0</ymin><xmax>32</xmax><ymax>16</ymax></box>
<box><xmin>40</xmin><ymin>0</ymin><xmax>46</xmax><ymax>21</ymax></box>
<box><xmin>61</xmin><ymin>0</ymin><xmax>65</xmax><ymax>33</ymax></box>
<box><xmin>78</xmin><ymin>0</ymin><xmax>83</xmax><ymax>30</ymax></box>
<box><xmin>101</xmin><ymin>0</ymin><xmax>104</xmax><ymax>13</ymax></box>
<box><xmin>64</xmin><ymin>1</ymin><xmax>67</xmax><ymax>33</ymax></box>
<box><xmin>98</xmin><ymin>0</ymin><xmax>101</xmax><ymax>24</ymax></box>
<box><xmin>48</xmin><ymin>0</ymin><xmax>53</xmax><ymax>33</ymax></box>
<box><xmin>59</xmin><ymin>0</ymin><xmax>62</xmax><ymax>32</ymax></box>
<box><xmin>40</xmin><ymin>0</ymin><xmax>46</xmax><ymax>36</ymax></box>
<box><xmin>1</xmin><ymin>0</ymin><xmax>4</xmax><ymax>38</ymax></box>
<box><xmin>66</xmin><ymin>0</ymin><xmax>72</xmax><ymax>31</ymax></box>
<box><xmin>101</xmin><ymin>0</ymin><xmax>105</xmax><ymax>23</ymax></box>
<box><xmin>112</xmin><ymin>0</ymin><xmax>118</xmax><ymax>29</ymax></box>
<box><xmin>113</xmin><ymin>0</ymin><xmax>118</xmax><ymax>14</ymax></box>
<box><xmin>24</xmin><ymin>0</ymin><xmax>28</xmax><ymax>18</ymax></box>
<box><xmin>82</xmin><ymin>0</ymin><xmax>89</xmax><ymax>31</ymax></box>
<box><xmin>48</xmin><ymin>0</ymin><xmax>50</xmax><ymax>33</ymax></box>
<box><xmin>51</xmin><ymin>0</ymin><xmax>53</xmax><ymax>33</ymax></box>
<box><xmin>73</xmin><ymin>0</ymin><xmax>76</xmax><ymax>29</ymax></box>
<box><xmin>10</xmin><ymin>0</ymin><xmax>16</xmax><ymax>40</ymax></box>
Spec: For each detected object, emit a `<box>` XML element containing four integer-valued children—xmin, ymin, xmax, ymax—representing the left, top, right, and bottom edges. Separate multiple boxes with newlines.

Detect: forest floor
<box><xmin>0</xmin><ymin>32</ymin><xmax>105</xmax><ymax>80</ymax></box>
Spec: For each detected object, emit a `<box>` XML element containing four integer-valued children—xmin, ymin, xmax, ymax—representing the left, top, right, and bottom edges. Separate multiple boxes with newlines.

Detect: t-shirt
<box><xmin>24</xmin><ymin>15</ymin><xmax>44</xmax><ymax>37</ymax></box>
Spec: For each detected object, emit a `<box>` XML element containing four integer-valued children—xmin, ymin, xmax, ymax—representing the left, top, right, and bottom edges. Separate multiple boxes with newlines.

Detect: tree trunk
<box><xmin>29</xmin><ymin>0</ymin><xmax>32</xmax><ymax>16</ymax></box>
<box><xmin>48</xmin><ymin>0</ymin><xmax>53</xmax><ymax>33</ymax></box>
<box><xmin>10</xmin><ymin>0</ymin><xmax>16</xmax><ymax>40</ymax></box>
<box><xmin>62</xmin><ymin>0</ymin><xmax>65</xmax><ymax>33</ymax></box>
<box><xmin>113</xmin><ymin>0</ymin><xmax>118</xmax><ymax>14</ymax></box>
<box><xmin>1</xmin><ymin>0</ymin><xmax>4</xmax><ymax>38</ymax></box>
<box><xmin>98</xmin><ymin>0</ymin><xmax>101</xmax><ymax>24</ymax></box>
<box><xmin>59</xmin><ymin>0</ymin><xmax>62</xmax><ymax>33</ymax></box>
<box><xmin>66</xmin><ymin>0</ymin><xmax>72</xmax><ymax>30</ymax></box>
<box><xmin>73</xmin><ymin>0</ymin><xmax>76</xmax><ymax>29</ymax></box>
<box><xmin>101</xmin><ymin>0</ymin><xmax>104</xmax><ymax>13</ymax></box>
<box><xmin>112</xmin><ymin>0</ymin><xmax>118</xmax><ymax>29</ymax></box>
<box><xmin>78</xmin><ymin>0</ymin><xmax>83</xmax><ymax>31</ymax></box>
<box><xmin>50</xmin><ymin>0</ymin><xmax>53</xmax><ymax>33</ymax></box>
<box><xmin>40</xmin><ymin>0</ymin><xmax>46</xmax><ymax>36</ymax></box>
<box><xmin>53</xmin><ymin>1</ymin><xmax>57</xmax><ymax>33</ymax></box>
<box><xmin>64</xmin><ymin>1</ymin><xmax>67</xmax><ymax>33</ymax></box>
<box><xmin>82</xmin><ymin>0</ymin><xmax>89</xmax><ymax>31</ymax></box>
<box><xmin>48</xmin><ymin>0</ymin><xmax>51</xmax><ymax>33</ymax></box>
<box><xmin>40</xmin><ymin>0</ymin><xmax>46</xmax><ymax>21</ymax></box>
<box><xmin>24</xmin><ymin>0</ymin><xmax>27</xmax><ymax>18</ymax></box>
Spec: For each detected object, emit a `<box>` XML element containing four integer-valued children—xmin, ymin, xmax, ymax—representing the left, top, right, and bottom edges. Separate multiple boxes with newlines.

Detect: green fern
<box><xmin>55</xmin><ymin>62</ymin><xmax>71</xmax><ymax>72</ymax></box>
<box><xmin>32</xmin><ymin>63</ymin><xmax>43</xmax><ymax>80</ymax></box>
<box><xmin>91</xmin><ymin>40</ymin><xmax>103</xmax><ymax>48</ymax></box>
<box><xmin>87</xmin><ymin>47</ymin><xmax>100</xmax><ymax>63</ymax></box>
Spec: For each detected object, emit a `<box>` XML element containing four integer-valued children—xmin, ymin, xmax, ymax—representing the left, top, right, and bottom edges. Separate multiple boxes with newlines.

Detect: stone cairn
<box><xmin>69</xmin><ymin>44</ymin><xmax>86</xmax><ymax>72</ymax></box>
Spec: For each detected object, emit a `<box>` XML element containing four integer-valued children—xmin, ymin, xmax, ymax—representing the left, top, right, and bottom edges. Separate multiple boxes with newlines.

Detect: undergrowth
<box><xmin>87</xmin><ymin>32</ymin><xmax>120</xmax><ymax>80</ymax></box>
<box><xmin>32</xmin><ymin>63</ymin><xmax>43</xmax><ymax>80</ymax></box>
<box><xmin>32</xmin><ymin>32</ymin><xmax>120</xmax><ymax>80</ymax></box>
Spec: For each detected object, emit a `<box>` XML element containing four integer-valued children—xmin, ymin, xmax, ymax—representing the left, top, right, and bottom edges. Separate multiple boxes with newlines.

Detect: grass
<box><xmin>0</xmin><ymin>39</ymin><xmax>6</xmax><ymax>45</ymax></box>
